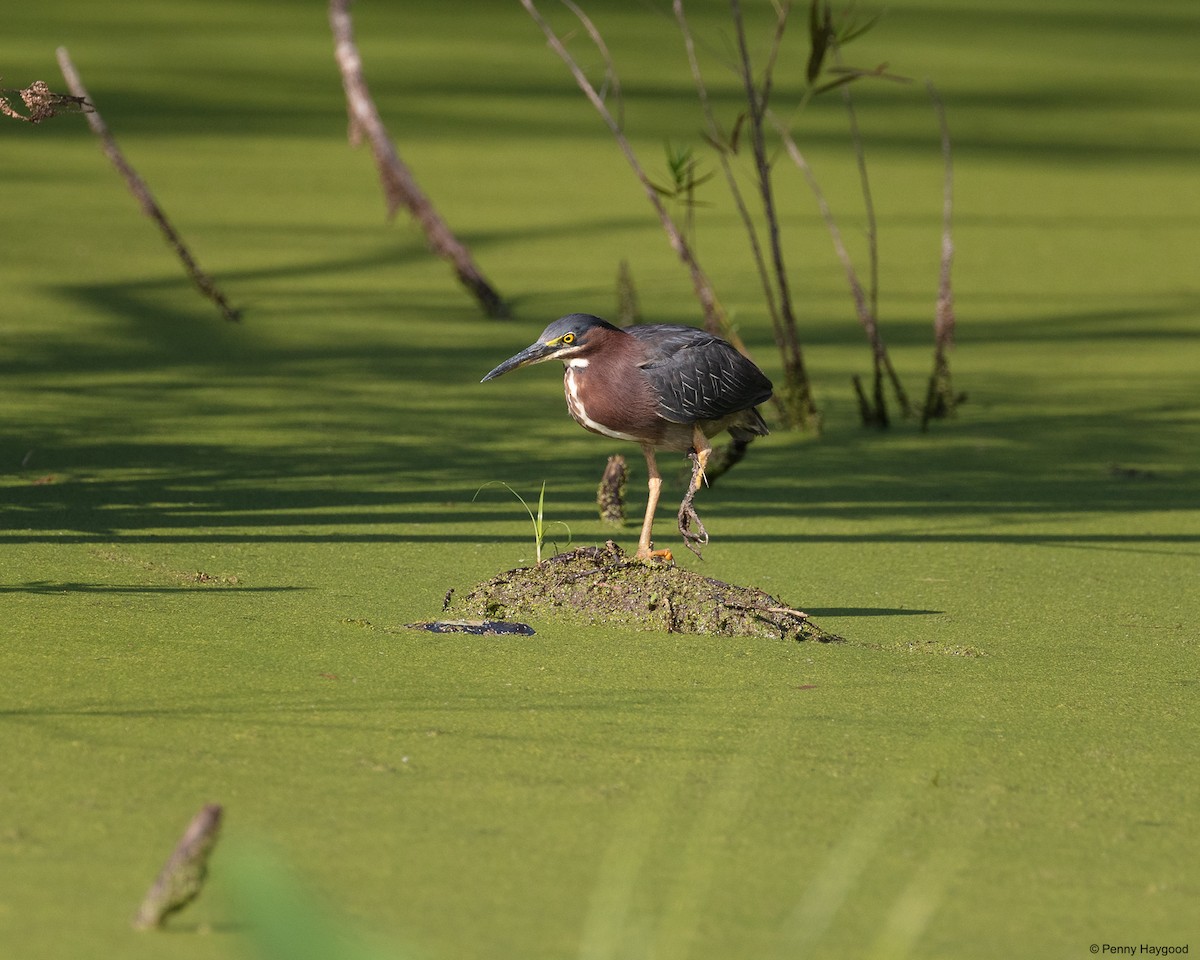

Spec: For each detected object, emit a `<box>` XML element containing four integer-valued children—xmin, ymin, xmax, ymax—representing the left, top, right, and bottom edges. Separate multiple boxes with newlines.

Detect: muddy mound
<box><xmin>447</xmin><ymin>542</ymin><xmax>841</xmax><ymax>643</ymax></box>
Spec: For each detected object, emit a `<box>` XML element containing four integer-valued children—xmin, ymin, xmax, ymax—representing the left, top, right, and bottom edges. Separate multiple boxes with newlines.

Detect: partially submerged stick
<box><xmin>771</xmin><ymin>116</ymin><xmax>909</xmax><ymax>426</ymax></box>
<box><xmin>596</xmin><ymin>454</ymin><xmax>627</xmax><ymax>526</ymax></box>
<box><xmin>328</xmin><ymin>0</ymin><xmax>507</xmax><ymax>318</ymax></box>
<box><xmin>615</xmin><ymin>260</ymin><xmax>642</xmax><ymax>326</ymax></box>
<box><xmin>55</xmin><ymin>47</ymin><xmax>241</xmax><ymax>323</ymax></box>
<box><xmin>921</xmin><ymin>79</ymin><xmax>960</xmax><ymax>429</ymax></box>
<box><xmin>839</xmin><ymin>69</ymin><xmax>912</xmax><ymax>424</ymax></box>
<box><xmin>132</xmin><ymin>803</ymin><xmax>223</xmax><ymax>930</ymax></box>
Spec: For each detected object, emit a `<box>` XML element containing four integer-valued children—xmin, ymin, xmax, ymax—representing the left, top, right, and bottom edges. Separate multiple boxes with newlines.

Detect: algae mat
<box><xmin>2</xmin><ymin>1</ymin><xmax>1199</xmax><ymax>959</ymax></box>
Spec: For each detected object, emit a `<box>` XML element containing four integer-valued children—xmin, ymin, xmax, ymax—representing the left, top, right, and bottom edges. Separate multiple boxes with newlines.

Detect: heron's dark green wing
<box><xmin>627</xmin><ymin>324</ymin><xmax>773</xmax><ymax>424</ymax></box>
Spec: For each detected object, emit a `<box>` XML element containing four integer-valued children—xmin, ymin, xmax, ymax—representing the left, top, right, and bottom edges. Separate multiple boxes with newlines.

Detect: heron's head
<box><xmin>480</xmin><ymin>314</ymin><xmax>621</xmax><ymax>382</ymax></box>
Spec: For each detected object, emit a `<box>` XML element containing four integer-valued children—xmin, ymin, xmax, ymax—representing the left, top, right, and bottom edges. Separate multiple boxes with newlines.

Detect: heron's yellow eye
<box><xmin>562</xmin><ymin>333</ymin><xmax>576</xmax><ymax>345</ymax></box>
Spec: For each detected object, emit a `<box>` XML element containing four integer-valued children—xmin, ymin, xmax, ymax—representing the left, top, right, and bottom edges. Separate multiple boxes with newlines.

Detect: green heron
<box><xmin>481</xmin><ymin>313</ymin><xmax>773</xmax><ymax>559</ymax></box>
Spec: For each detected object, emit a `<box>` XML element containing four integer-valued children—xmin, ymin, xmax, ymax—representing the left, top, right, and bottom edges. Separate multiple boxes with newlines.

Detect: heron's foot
<box><xmin>634</xmin><ymin>546</ymin><xmax>674</xmax><ymax>563</ymax></box>
<box><xmin>677</xmin><ymin>491</ymin><xmax>709</xmax><ymax>559</ymax></box>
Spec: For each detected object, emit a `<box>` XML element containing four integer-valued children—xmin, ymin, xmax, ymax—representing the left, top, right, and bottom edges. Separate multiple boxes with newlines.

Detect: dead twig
<box><xmin>55</xmin><ymin>48</ymin><xmax>241</xmax><ymax>322</ymax></box>
<box><xmin>328</xmin><ymin>0</ymin><xmax>507</xmax><ymax>318</ymax></box>
<box><xmin>0</xmin><ymin>79</ymin><xmax>90</xmax><ymax>123</ymax></box>
<box><xmin>839</xmin><ymin>62</ymin><xmax>912</xmax><ymax>425</ymax></box>
<box><xmin>132</xmin><ymin>804</ymin><xmax>223</xmax><ymax>930</ymax></box>
<box><xmin>615</xmin><ymin>259</ymin><xmax>642</xmax><ymax>325</ymax></box>
<box><xmin>921</xmin><ymin>79</ymin><xmax>961</xmax><ymax>429</ymax></box>
<box><xmin>770</xmin><ymin>114</ymin><xmax>908</xmax><ymax>426</ymax></box>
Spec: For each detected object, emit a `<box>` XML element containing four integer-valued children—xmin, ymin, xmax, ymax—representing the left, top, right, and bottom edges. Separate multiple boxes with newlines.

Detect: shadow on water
<box><xmin>4</xmin><ymin>323</ymin><xmax>1196</xmax><ymax>553</ymax></box>
<box><xmin>801</xmin><ymin>608</ymin><xmax>944</xmax><ymax>618</ymax></box>
<box><xmin>0</xmin><ymin>582</ymin><xmax>305</xmax><ymax>595</ymax></box>
<box><xmin>2</xmin><ymin>200</ymin><xmax>1197</xmax><ymax>556</ymax></box>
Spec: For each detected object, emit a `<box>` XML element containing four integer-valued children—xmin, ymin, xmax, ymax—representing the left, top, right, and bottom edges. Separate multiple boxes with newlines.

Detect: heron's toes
<box><xmin>677</xmin><ymin>494</ymin><xmax>709</xmax><ymax>558</ymax></box>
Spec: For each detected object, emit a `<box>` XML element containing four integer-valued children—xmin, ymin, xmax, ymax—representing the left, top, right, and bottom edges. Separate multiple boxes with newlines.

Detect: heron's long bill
<box><xmin>480</xmin><ymin>340</ymin><xmax>558</xmax><ymax>382</ymax></box>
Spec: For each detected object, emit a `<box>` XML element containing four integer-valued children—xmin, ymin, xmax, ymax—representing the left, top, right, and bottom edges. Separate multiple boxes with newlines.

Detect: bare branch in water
<box><xmin>329</xmin><ymin>0</ymin><xmax>508</xmax><ymax>317</ymax></box>
<box><xmin>56</xmin><ymin>47</ymin><xmax>242</xmax><ymax>322</ymax></box>
<box><xmin>922</xmin><ymin>79</ymin><xmax>962</xmax><ymax>429</ymax></box>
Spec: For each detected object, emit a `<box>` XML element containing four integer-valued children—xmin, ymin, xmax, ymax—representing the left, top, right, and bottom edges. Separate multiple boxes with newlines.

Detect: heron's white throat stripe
<box><xmin>565</xmin><ymin>367</ymin><xmax>643</xmax><ymax>443</ymax></box>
